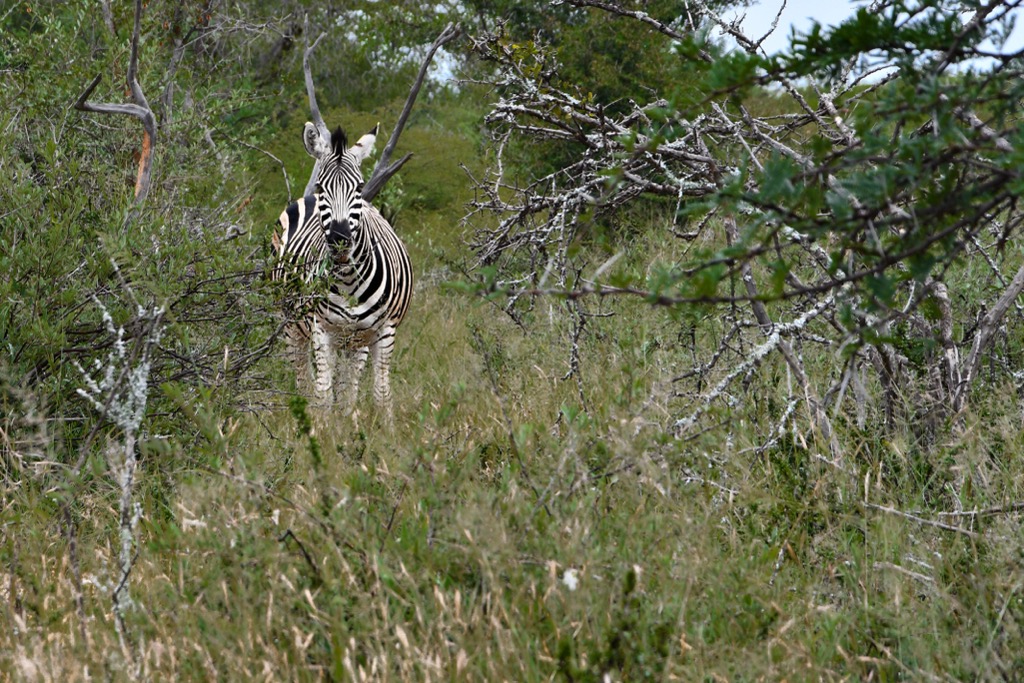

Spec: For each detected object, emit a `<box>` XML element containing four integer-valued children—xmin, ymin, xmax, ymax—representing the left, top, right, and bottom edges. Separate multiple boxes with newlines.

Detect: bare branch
<box><xmin>557</xmin><ymin>0</ymin><xmax>713</xmax><ymax>62</ymax></box>
<box><xmin>303</xmin><ymin>25</ymin><xmax>328</xmax><ymax>137</ymax></box>
<box><xmin>953</xmin><ymin>262</ymin><xmax>1024</xmax><ymax>414</ymax></box>
<box><xmin>74</xmin><ymin>0</ymin><xmax>156</xmax><ymax>205</ymax></box>
<box><xmin>363</xmin><ymin>22</ymin><xmax>462</xmax><ymax>202</ymax></box>
<box><xmin>126</xmin><ymin>0</ymin><xmax>148</xmax><ymax>112</ymax></box>
<box><xmin>753</xmin><ymin>0</ymin><xmax>788</xmax><ymax>53</ymax></box>
<box><xmin>363</xmin><ymin>153</ymin><xmax>414</xmax><ymax>203</ymax></box>
<box><xmin>866</xmin><ymin>503</ymin><xmax>980</xmax><ymax>538</ymax></box>
<box><xmin>301</xmin><ymin>15</ymin><xmax>329</xmax><ymax>198</ymax></box>
<box><xmin>873</xmin><ymin>561</ymin><xmax>936</xmax><ymax>586</ymax></box>
<box><xmin>931</xmin><ymin>280</ymin><xmax>959</xmax><ymax>403</ymax></box>
<box><xmin>674</xmin><ymin>293</ymin><xmax>835</xmax><ymax>435</ymax></box>
<box><xmin>725</xmin><ymin>214</ymin><xmax>840</xmax><ymax>457</ymax></box>
<box><xmin>464</xmin><ymin>0</ymin><xmax>1024</xmax><ymax>446</ymax></box>
<box><xmin>298</xmin><ymin>20</ymin><xmax>459</xmax><ymax>201</ymax></box>
<box><xmin>943</xmin><ymin>94</ymin><xmax>1015</xmax><ymax>154</ymax></box>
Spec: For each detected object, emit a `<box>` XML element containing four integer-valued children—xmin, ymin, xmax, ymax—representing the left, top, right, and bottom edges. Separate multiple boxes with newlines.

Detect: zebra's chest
<box><xmin>324</xmin><ymin>241</ymin><xmax>389</xmax><ymax>317</ymax></box>
<box><xmin>329</xmin><ymin>243</ymin><xmax>378</xmax><ymax>295</ymax></box>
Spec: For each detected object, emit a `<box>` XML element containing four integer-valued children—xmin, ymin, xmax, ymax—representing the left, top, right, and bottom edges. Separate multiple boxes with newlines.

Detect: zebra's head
<box><xmin>303</xmin><ymin>121</ymin><xmax>378</xmax><ymax>247</ymax></box>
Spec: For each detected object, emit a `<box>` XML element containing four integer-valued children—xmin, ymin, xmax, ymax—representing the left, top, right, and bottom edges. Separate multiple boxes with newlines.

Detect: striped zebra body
<box><xmin>271</xmin><ymin>195</ymin><xmax>332</xmax><ymax>400</ymax></box>
<box><xmin>273</xmin><ymin>122</ymin><xmax>412</xmax><ymax>422</ymax></box>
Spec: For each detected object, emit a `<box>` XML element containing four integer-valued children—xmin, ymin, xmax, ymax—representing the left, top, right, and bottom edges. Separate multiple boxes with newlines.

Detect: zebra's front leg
<box><xmin>370</xmin><ymin>327</ymin><xmax>396</xmax><ymax>425</ymax></box>
<box><xmin>310</xmin><ymin>317</ymin><xmax>335</xmax><ymax>408</ymax></box>
<box><xmin>336</xmin><ymin>345</ymin><xmax>369</xmax><ymax>425</ymax></box>
<box><xmin>284</xmin><ymin>323</ymin><xmax>313</xmax><ymax>395</ymax></box>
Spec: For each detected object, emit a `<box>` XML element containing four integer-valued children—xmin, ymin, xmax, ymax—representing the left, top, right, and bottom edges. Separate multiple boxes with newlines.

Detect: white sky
<box><xmin>721</xmin><ymin>0</ymin><xmax>1024</xmax><ymax>59</ymax></box>
<box><xmin>724</xmin><ymin>0</ymin><xmax>870</xmax><ymax>56</ymax></box>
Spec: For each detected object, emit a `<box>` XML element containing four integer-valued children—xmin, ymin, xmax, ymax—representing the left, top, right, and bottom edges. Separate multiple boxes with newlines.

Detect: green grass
<box><xmin>6</xmin><ymin>208</ymin><xmax>1024</xmax><ymax>680</ymax></box>
<box><xmin>6</xmin><ymin>1</ymin><xmax>1024</xmax><ymax>678</ymax></box>
<box><xmin>5</xmin><ymin>87</ymin><xmax>1024</xmax><ymax>683</ymax></box>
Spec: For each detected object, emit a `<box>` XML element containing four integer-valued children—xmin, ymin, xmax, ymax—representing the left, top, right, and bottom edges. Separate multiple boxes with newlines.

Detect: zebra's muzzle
<box><xmin>328</xmin><ymin>218</ymin><xmax>351</xmax><ymax>246</ymax></box>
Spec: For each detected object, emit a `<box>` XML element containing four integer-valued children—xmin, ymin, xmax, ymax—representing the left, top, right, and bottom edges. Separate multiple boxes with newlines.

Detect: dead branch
<box><xmin>953</xmin><ymin>262</ymin><xmax>1024</xmax><ymax>415</ymax></box>
<box><xmin>301</xmin><ymin>15</ymin><xmax>329</xmax><ymax>198</ymax></box>
<box><xmin>932</xmin><ymin>280</ymin><xmax>959</xmax><ymax>402</ymax></box>
<box><xmin>363</xmin><ymin>22</ymin><xmax>462</xmax><ymax>202</ymax></box>
<box><xmin>74</xmin><ymin>0</ymin><xmax>156</xmax><ymax>206</ymax></box>
<box><xmin>558</xmin><ymin>0</ymin><xmax>713</xmax><ymax>61</ymax></box>
<box><xmin>298</xmin><ymin>20</ymin><xmax>461</xmax><ymax>202</ymax></box>
<box><xmin>465</xmin><ymin>0</ymin><xmax>1024</xmax><ymax>449</ymax></box>
<box><xmin>674</xmin><ymin>293</ymin><xmax>835</xmax><ymax>435</ymax></box>
<box><xmin>726</xmin><ymin>213</ymin><xmax>840</xmax><ymax>458</ymax></box>
<box><xmin>866</xmin><ymin>502</ymin><xmax>979</xmax><ymax>539</ymax></box>
<box><xmin>873</xmin><ymin>561</ymin><xmax>936</xmax><ymax>586</ymax></box>
<box><xmin>937</xmin><ymin>502</ymin><xmax>1024</xmax><ymax>518</ymax></box>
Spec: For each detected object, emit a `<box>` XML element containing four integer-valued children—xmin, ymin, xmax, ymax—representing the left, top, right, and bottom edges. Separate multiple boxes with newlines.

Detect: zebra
<box><xmin>272</xmin><ymin>122</ymin><xmax>413</xmax><ymax>424</ymax></box>
<box><xmin>270</xmin><ymin>193</ymin><xmax>332</xmax><ymax>402</ymax></box>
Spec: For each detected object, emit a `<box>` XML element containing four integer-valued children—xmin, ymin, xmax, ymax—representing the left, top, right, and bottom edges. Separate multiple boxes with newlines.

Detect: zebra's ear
<box><xmin>303</xmin><ymin>122</ymin><xmax>331</xmax><ymax>160</ymax></box>
<box><xmin>349</xmin><ymin>123</ymin><xmax>379</xmax><ymax>166</ymax></box>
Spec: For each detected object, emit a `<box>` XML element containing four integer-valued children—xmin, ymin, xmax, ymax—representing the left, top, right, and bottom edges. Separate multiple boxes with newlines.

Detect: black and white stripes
<box><xmin>272</xmin><ymin>122</ymin><xmax>413</xmax><ymax>422</ymax></box>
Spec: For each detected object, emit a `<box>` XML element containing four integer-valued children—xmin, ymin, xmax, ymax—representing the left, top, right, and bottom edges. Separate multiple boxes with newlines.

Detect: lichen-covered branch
<box><xmin>73</xmin><ymin>273</ymin><xmax>165</xmax><ymax>659</ymax></box>
<box><xmin>465</xmin><ymin>0</ymin><xmax>1024</xmax><ymax>444</ymax></box>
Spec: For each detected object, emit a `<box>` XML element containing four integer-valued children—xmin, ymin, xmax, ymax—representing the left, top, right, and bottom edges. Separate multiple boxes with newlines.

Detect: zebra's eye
<box><xmin>315</xmin><ymin>183</ymin><xmax>323</xmax><ymax>196</ymax></box>
<box><xmin>356</xmin><ymin>182</ymin><xmax>364</xmax><ymax>196</ymax></box>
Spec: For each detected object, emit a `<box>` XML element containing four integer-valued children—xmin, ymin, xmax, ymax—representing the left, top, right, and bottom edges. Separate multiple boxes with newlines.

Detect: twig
<box><xmin>558</xmin><ymin>0</ymin><xmax>713</xmax><ymax>61</ymax></box>
<box><xmin>865</xmin><ymin>503</ymin><xmax>979</xmax><ymax>538</ymax></box>
<box><xmin>674</xmin><ymin>293</ymin><xmax>834</xmax><ymax>434</ymax></box>
<box><xmin>953</xmin><ymin>262</ymin><xmax>1024</xmax><ymax>415</ymax></box>
<box><xmin>213</xmin><ymin>127</ymin><xmax>292</xmax><ymax>201</ymax></box>
<box><xmin>379</xmin><ymin>479</ymin><xmax>410</xmax><ymax>554</ymax></box>
<box><xmin>935</xmin><ymin>502</ymin><xmax>1024</xmax><ymax>518</ymax></box>
<box><xmin>279</xmin><ymin>529</ymin><xmax>322</xmax><ymax>581</ymax></box>
<box><xmin>873</xmin><ymin>561</ymin><xmax>935</xmax><ymax>585</ymax></box>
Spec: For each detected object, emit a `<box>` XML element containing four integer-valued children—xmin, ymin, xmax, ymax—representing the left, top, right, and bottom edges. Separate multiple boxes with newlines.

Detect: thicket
<box><xmin>3</xmin><ymin>0</ymin><xmax>1024</xmax><ymax>680</ymax></box>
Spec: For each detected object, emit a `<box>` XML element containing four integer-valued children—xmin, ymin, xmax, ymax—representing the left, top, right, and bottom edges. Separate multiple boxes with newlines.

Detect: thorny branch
<box><xmin>465</xmin><ymin>0</ymin><xmax>1024</xmax><ymax>450</ymax></box>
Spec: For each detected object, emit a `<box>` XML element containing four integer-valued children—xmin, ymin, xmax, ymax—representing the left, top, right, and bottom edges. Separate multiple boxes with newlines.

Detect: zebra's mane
<box><xmin>331</xmin><ymin>126</ymin><xmax>348</xmax><ymax>157</ymax></box>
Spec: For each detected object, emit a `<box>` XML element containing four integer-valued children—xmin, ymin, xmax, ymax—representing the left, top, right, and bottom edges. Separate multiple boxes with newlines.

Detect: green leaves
<box><xmin>778</xmin><ymin>0</ymin><xmax>973</xmax><ymax>80</ymax></box>
<box><xmin>865</xmin><ymin>273</ymin><xmax>896</xmax><ymax>306</ymax></box>
<box><xmin>758</xmin><ymin>155</ymin><xmax>800</xmax><ymax>205</ymax></box>
<box><xmin>707</xmin><ymin>50</ymin><xmax>765</xmax><ymax>100</ymax></box>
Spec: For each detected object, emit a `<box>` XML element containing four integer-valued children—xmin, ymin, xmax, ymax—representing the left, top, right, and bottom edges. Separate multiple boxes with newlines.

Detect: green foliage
<box><xmin>6</xmin><ymin>1</ymin><xmax>1024</xmax><ymax>681</ymax></box>
<box><xmin>1</xmin><ymin>0</ymin><xmax>283</xmax><ymax>457</ymax></box>
<box><xmin>288</xmin><ymin>394</ymin><xmax>322</xmax><ymax>471</ymax></box>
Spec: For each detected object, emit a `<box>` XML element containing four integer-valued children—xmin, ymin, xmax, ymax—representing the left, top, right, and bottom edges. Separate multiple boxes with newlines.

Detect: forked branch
<box><xmin>953</xmin><ymin>262</ymin><xmax>1024</xmax><ymax>415</ymax></box>
<box><xmin>74</xmin><ymin>0</ymin><xmax>156</xmax><ymax>206</ymax></box>
<box><xmin>301</xmin><ymin>15</ymin><xmax>329</xmax><ymax>198</ymax></box>
<box><xmin>363</xmin><ymin>22</ymin><xmax>462</xmax><ymax>202</ymax></box>
<box><xmin>299</xmin><ymin>19</ymin><xmax>461</xmax><ymax>202</ymax></box>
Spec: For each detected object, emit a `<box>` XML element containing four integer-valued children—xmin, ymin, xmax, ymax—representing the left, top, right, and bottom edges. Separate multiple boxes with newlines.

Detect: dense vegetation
<box><xmin>3</xmin><ymin>0</ymin><xmax>1024</xmax><ymax>679</ymax></box>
